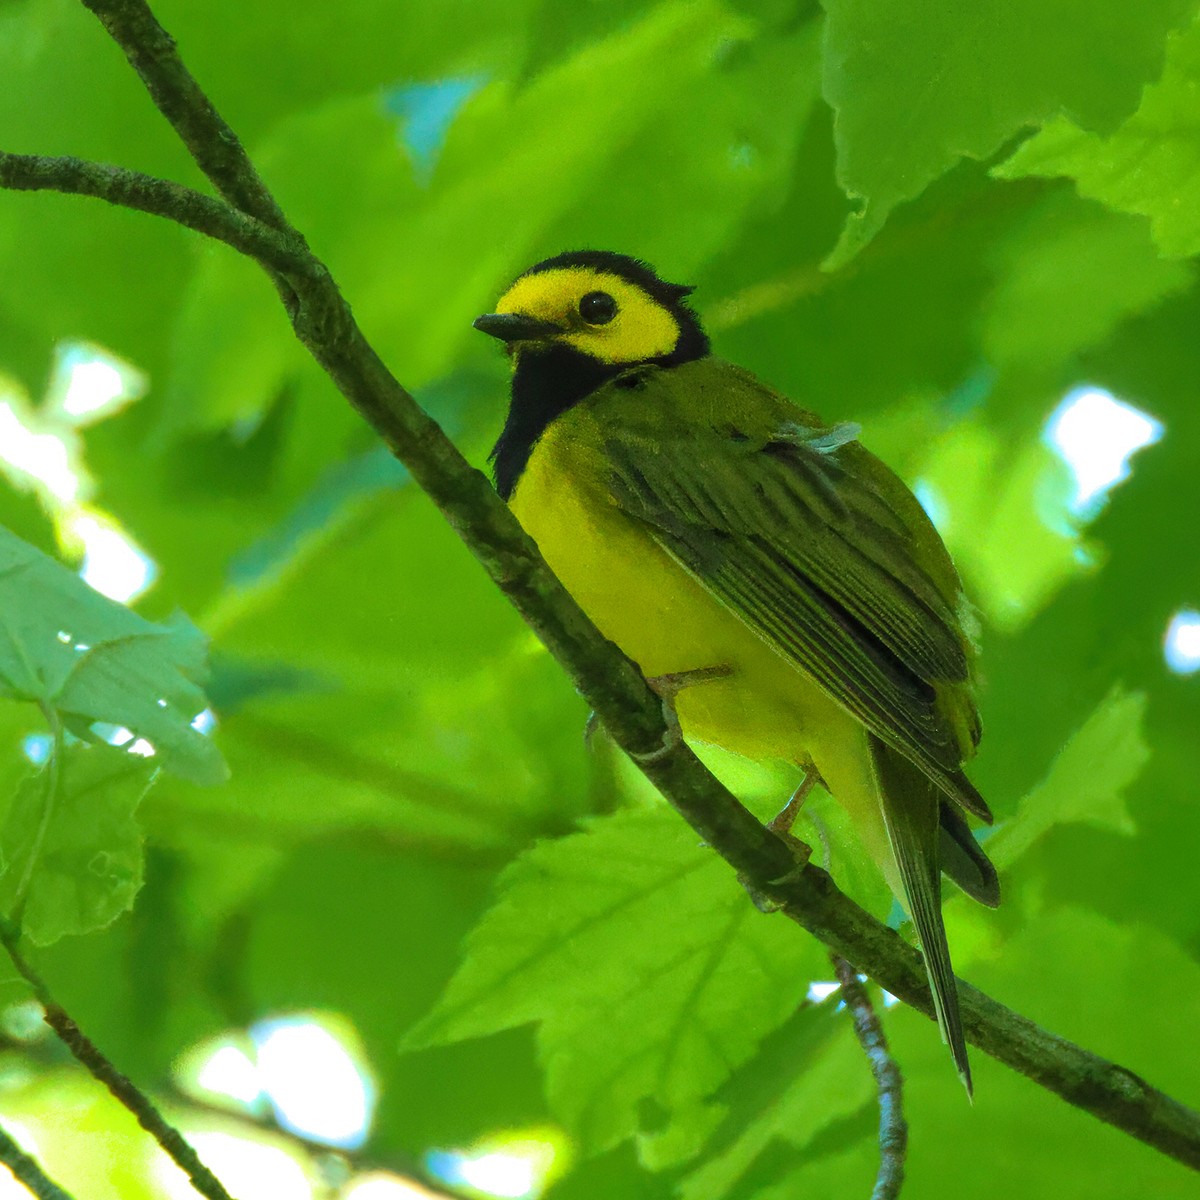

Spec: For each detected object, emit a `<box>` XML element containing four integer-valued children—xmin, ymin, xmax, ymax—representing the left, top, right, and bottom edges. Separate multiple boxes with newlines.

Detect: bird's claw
<box><xmin>622</xmin><ymin>664</ymin><xmax>733</xmax><ymax>764</ymax></box>
<box><xmin>740</xmin><ymin>833</ymin><xmax>812</xmax><ymax>913</ymax></box>
<box><xmin>629</xmin><ymin>695</ymin><xmax>684</xmax><ymax>764</ymax></box>
<box><xmin>768</xmin><ymin>761</ymin><xmax>827</xmax><ymax>835</ymax></box>
<box><xmin>583</xmin><ymin>709</ymin><xmax>601</xmax><ymax>748</ymax></box>
<box><xmin>645</xmin><ymin>664</ymin><xmax>734</xmax><ymax>697</ymax></box>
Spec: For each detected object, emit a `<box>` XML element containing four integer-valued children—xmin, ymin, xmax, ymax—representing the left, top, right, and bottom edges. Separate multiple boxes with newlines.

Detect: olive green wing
<box><xmin>600</xmin><ymin>369</ymin><xmax>988</xmax><ymax>821</ymax></box>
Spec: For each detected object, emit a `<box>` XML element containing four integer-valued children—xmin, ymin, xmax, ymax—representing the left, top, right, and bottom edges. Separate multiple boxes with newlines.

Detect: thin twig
<box><xmin>0</xmin><ymin>1121</ymin><xmax>78</xmax><ymax>1200</ymax></box>
<box><xmin>0</xmin><ymin>153</ymin><xmax>310</xmax><ymax>274</ymax></box>
<box><xmin>706</xmin><ymin>173</ymin><xmax>1028</xmax><ymax>334</ymax></box>
<box><xmin>0</xmin><ymin>0</ymin><xmax>1197</xmax><ymax>1171</ymax></box>
<box><xmin>833</xmin><ymin>955</ymin><xmax>907</xmax><ymax>1200</ymax></box>
<box><xmin>161</xmin><ymin>1085</ymin><xmax>461</xmax><ymax>1200</ymax></box>
<box><xmin>706</xmin><ymin>262</ymin><xmax>829</xmax><ymax>332</ymax></box>
<box><xmin>0</xmin><ymin>925</ymin><xmax>238</xmax><ymax>1200</ymax></box>
<box><xmin>0</xmin><ymin>1033</ymin><xmax>456</xmax><ymax>1200</ymax></box>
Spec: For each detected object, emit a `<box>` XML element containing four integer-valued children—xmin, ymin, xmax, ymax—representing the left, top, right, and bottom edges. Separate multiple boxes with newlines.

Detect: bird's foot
<box><xmin>741</xmin><ymin>838</ymin><xmax>812</xmax><ymax>912</ymax></box>
<box><xmin>747</xmin><ymin>763</ymin><xmax>825</xmax><ymax>904</ymax></box>
<box><xmin>768</xmin><ymin>761</ymin><xmax>827</xmax><ymax>835</ymax></box>
<box><xmin>632</xmin><ymin>664</ymin><xmax>733</xmax><ymax>763</ymax></box>
<box><xmin>590</xmin><ymin>664</ymin><xmax>734</xmax><ymax>762</ymax></box>
<box><xmin>628</xmin><ymin>693</ymin><xmax>685</xmax><ymax>764</ymax></box>
<box><xmin>645</xmin><ymin>664</ymin><xmax>735</xmax><ymax>697</ymax></box>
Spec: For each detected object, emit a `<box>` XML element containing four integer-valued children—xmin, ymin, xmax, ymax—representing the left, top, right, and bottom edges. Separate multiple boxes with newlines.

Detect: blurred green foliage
<box><xmin>0</xmin><ymin>0</ymin><xmax>1198</xmax><ymax>1196</ymax></box>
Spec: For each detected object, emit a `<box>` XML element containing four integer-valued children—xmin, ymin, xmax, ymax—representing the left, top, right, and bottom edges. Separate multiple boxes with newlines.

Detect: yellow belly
<box><xmin>510</xmin><ymin>423</ymin><xmax>857</xmax><ymax>764</ymax></box>
<box><xmin>509</xmin><ymin>419</ymin><xmax>899</xmax><ymax>891</ymax></box>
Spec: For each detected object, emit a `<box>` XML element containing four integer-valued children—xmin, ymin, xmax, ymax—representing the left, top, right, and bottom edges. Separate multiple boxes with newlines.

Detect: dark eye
<box><xmin>579</xmin><ymin>291</ymin><xmax>617</xmax><ymax>325</ymax></box>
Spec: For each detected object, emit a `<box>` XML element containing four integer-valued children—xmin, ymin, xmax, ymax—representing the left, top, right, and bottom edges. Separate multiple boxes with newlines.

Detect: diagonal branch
<box><xmin>0</xmin><ymin>1121</ymin><xmax>78</xmax><ymax>1200</ymax></box>
<box><xmin>1</xmin><ymin>923</ymin><xmax>236</xmax><ymax>1200</ymax></box>
<box><xmin>0</xmin><ymin>0</ymin><xmax>1196</xmax><ymax>1174</ymax></box>
<box><xmin>832</xmin><ymin>955</ymin><xmax>907</xmax><ymax>1200</ymax></box>
<box><xmin>758</xmin><ymin>864</ymin><xmax>1200</xmax><ymax>1169</ymax></box>
<box><xmin>76</xmin><ymin>0</ymin><xmax>304</xmax><ymax>311</ymax></box>
<box><xmin>0</xmin><ymin>1025</ymin><xmax>457</xmax><ymax>1200</ymax></box>
<box><xmin>80</xmin><ymin>0</ymin><xmax>289</xmax><ymax>230</ymax></box>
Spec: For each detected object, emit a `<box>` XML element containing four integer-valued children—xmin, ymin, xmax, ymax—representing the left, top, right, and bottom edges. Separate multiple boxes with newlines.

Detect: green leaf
<box><xmin>165</xmin><ymin>253</ymin><xmax>296</xmax><ymax>435</ymax></box>
<box><xmin>995</xmin><ymin>16</ymin><xmax>1200</xmax><ymax>259</ymax></box>
<box><xmin>404</xmin><ymin>806</ymin><xmax>820</xmax><ymax>1156</ymax></box>
<box><xmin>984</xmin><ymin>685</ymin><xmax>1146</xmax><ymax>872</ymax></box>
<box><xmin>820</xmin><ymin>0</ymin><xmax>1197</xmax><ymax>266</ymax></box>
<box><xmin>982</xmin><ymin>196</ymin><xmax>1193</xmax><ymax>370</ymax></box>
<box><xmin>159</xmin><ymin>0</ymin><xmax>539</xmax><ymax>145</ymax></box>
<box><xmin>0</xmin><ymin>743</ymin><xmax>156</xmax><ymax>945</ymax></box>
<box><xmin>536</xmin><ymin>20</ymin><xmax>823</xmax><ymax>277</ymax></box>
<box><xmin>678</xmin><ymin>1005</ymin><xmax>869</xmax><ymax>1200</ymax></box>
<box><xmin>0</xmin><ymin>526</ymin><xmax>225</xmax><ymax>784</ymax></box>
<box><xmin>0</xmin><ymin>0</ymin><xmax>203</xmax><ymax>392</ymax></box>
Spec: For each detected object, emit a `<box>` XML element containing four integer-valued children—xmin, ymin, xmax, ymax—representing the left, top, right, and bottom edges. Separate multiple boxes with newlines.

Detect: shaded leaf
<box><xmin>892</xmin><ymin>907</ymin><xmax>1200</xmax><ymax>1197</ymax></box>
<box><xmin>996</xmin><ymin>16</ymin><xmax>1200</xmax><ymax>259</ymax></box>
<box><xmin>0</xmin><ymin>743</ymin><xmax>156</xmax><ymax>945</ymax></box>
<box><xmin>245</xmin><ymin>842</ymin><xmax>549</xmax><ymax>1155</ymax></box>
<box><xmin>821</xmin><ymin>0</ymin><xmax>1196</xmax><ymax>264</ymax></box>
<box><xmin>678</xmin><ymin>1004</ymin><xmax>870</xmax><ymax>1200</ymax></box>
<box><xmin>537</xmin><ymin>19</ymin><xmax>823</xmax><ymax>276</ymax></box>
<box><xmin>985</xmin><ymin>685</ymin><xmax>1145</xmax><ymax>872</ymax></box>
<box><xmin>982</xmin><ymin>196</ymin><xmax>1192</xmax><ymax>369</ymax></box>
<box><xmin>0</xmin><ymin>0</ymin><xmax>199</xmax><ymax>389</ymax></box>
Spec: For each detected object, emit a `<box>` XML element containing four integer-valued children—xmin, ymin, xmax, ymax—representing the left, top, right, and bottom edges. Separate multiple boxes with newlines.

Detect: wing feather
<box><xmin>599</xmin><ymin>365</ymin><xmax>987</xmax><ymax>819</ymax></box>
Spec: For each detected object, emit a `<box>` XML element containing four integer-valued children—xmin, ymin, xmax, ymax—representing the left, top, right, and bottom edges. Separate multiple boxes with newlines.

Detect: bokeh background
<box><xmin>1</xmin><ymin>0</ymin><xmax>1199</xmax><ymax>1197</ymax></box>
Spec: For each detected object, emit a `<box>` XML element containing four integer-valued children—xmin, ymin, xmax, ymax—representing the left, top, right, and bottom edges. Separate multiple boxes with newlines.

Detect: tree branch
<box><xmin>0</xmin><ymin>0</ymin><xmax>1197</xmax><ymax>1173</ymax></box>
<box><xmin>759</xmin><ymin>865</ymin><xmax>1200</xmax><ymax>1168</ymax></box>
<box><xmin>0</xmin><ymin>1032</ymin><xmax>458</xmax><ymax>1200</ymax></box>
<box><xmin>0</xmin><ymin>1122</ymin><xmax>77</xmax><ymax>1200</ymax></box>
<box><xmin>0</xmin><ymin>924</ymin><xmax>236</xmax><ymax>1200</ymax></box>
<box><xmin>159</xmin><ymin>1084</ymin><xmax>462</xmax><ymax>1200</ymax></box>
<box><xmin>79</xmin><ymin>0</ymin><xmax>288</xmax><ymax>230</ymax></box>
<box><xmin>833</xmin><ymin>955</ymin><xmax>907</xmax><ymax>1200</ymax></box>
<box><xmin>0</xmin><ymin>153</ymin><xmax>310</xmax><ymax>273</ymax></box>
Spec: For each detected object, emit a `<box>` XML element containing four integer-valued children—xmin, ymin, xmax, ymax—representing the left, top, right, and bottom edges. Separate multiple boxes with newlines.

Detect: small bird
<box><xmin>474</xmin><ymin>250</ymin><xmax>999</xmax><ymax>1093</ymax></box>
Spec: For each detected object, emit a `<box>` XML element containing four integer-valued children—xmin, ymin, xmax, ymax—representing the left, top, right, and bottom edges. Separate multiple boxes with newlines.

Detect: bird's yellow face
<box><xmin>479</xmin><ymin>250</ymin><xmax>708</xmax><ymax>498</ymax></box>
<box><xmin>490</xmin><ymin>266</ymin><xmax>684</xmax><ymax>365</ymax></box>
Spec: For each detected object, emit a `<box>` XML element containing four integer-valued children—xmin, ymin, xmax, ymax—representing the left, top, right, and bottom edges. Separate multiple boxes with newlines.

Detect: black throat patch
<box><xmin>490</xmin><ymin>333</ymin><xmax>710</xmax><ymax>500</ymax></box>
<box><xmin>490</xmin><ymin>344</ymin><xmax>624</xmax><ymax>500</ymax></box>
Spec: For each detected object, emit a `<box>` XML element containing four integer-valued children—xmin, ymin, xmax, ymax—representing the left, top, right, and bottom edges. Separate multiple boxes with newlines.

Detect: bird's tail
<box><xmin>870</xmin><ymin>734</ymin><xmax>973</xmax><ymax>1097</ymax></box>
<box><xmin>939</xmin><ymin>799</ymin><xmax>1000</xmax><ymax>908</ymax></box>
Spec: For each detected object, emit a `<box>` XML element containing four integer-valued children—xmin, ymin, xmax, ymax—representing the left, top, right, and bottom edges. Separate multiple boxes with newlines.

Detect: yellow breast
<box><xmin>509</xmin><ymin>414</ymin><xmax>855</xmax><ymax>764</ymax></box>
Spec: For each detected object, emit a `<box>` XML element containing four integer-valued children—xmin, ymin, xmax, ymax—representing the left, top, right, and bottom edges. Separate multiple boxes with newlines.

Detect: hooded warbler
<box><xmin>474</xmin><ymin>249</ymin><xmax>999</xmax><ymax>1093</ymax></box>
